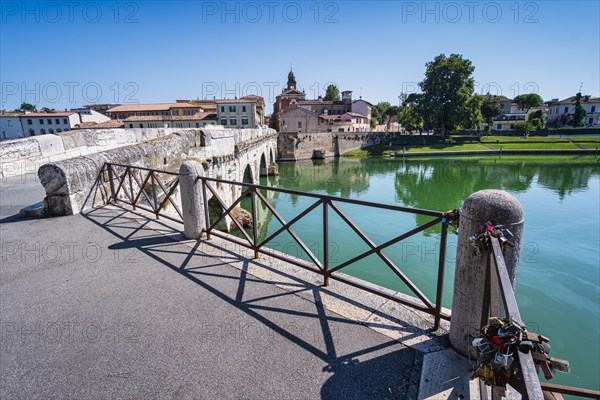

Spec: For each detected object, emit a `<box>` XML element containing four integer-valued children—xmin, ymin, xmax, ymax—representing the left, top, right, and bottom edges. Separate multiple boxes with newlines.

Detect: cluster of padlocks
<box><xmin>471</xmin><ymin>317</ymin><xmax>570</xmax><ymax>395</ymax></box>
<box><xmin>468</xmin><ymin>222</ymin><xmax>515</xmax><ymax>256</ymax></box>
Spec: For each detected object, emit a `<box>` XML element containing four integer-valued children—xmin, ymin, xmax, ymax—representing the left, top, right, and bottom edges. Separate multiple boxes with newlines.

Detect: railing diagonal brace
<box><xmin>131</xmin><ymin>170</ymin><xmax>155</xmax><ymax>211</ymax></box>
<box><xmin>255</xmin><ymin>191</ymin><xmax>323</xmax><ymax>270</ymax></box>
<box><xmin>205</xmin><ymin>182</ymin><xmax>254</xmax><ymax>245</ymax></box>
<box><xmin>329</xmin><ymin>216</ymin><xmax>442</xmax><ymax>274</ymax></box>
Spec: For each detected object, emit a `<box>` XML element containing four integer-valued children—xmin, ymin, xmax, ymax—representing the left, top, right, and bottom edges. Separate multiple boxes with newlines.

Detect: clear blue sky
<box><xmin>1</xmin><ymin>0</ymin><xmax>599</xmax><ymax>113</ymax></box>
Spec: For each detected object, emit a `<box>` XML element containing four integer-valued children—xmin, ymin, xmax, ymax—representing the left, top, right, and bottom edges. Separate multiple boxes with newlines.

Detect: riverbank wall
<box><xmin>277</xmin><ymin>132</ymin><xmax>393</xmax><ymax>160</ymax></box>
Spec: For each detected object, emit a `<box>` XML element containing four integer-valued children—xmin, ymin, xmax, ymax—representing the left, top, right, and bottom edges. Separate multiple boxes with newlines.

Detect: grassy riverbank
<box><xmin>342</xmin><ymin>134</ymin><xmax>599</xmax><ymax>157</ymax></box>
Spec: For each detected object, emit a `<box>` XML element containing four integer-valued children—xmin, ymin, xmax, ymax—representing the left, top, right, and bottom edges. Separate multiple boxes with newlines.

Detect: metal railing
<box><xmin>100</xmin><ymin>163</ymin><xmax>599</xmax><ymax>398</ymax></box>
<box><xmin>483</xmin><ymin>236</ymin><xmax>600</xmax><ymax>399</ymax></box>
<box><xmin>100</xmin><ymin>162</ymin><xmax>450</xmax><ymax>330</ymax></box>
<box><xmin>103</xmin><ymin>163</ymin><xmax>183</xmax><ymax>224</ymax></box>
<box><xmin>199</xmin><ymin>175</ymin><xmax>451</xmax><ymax>330</ymax></box>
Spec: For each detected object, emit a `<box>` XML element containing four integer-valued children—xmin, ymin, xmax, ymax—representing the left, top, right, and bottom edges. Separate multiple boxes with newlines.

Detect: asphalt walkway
<box><xmin>1</xmin><ymin>175</ymin><xmax>422</xmax><ymax>399</ymax></box>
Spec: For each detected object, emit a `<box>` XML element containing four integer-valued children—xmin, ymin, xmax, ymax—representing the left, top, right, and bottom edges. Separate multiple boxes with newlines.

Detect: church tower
<box><xmin>287</xmin><ymin>68</ymin><xmax>297</xmax><ymax>90</ymax></box>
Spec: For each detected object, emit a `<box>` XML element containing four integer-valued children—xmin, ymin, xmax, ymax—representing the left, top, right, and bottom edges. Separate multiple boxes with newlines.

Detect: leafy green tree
<box><xmin>324</xmin><ymin>84</ymin><xmax>340</xmax><ymax>101</ymax></box>
<box><xmin>371</xmin><ymin>102</ymin><xmax>391</xmax><ymax>126</ymax></box>
<box><xmin>527</xmin><ymin>109</ymin><xmax>544</xmax><ymax>122</ymax></box>
<box><xmin>461</xmin><ymin>95</ymin><xmax>483</xmax><ymax>130</ymax></box>
<box><xmin>570</xmin><ymin>92</ymin><xmax>587</xmax><ymax>127</ymax></box>
<box><xmin>530</xmin><ymin>118</ymin><xmax>544</xmax><ymax>130</ymax></box>
<box><xmin>399</xmin><ymin>93</ymin><xmax>425</xmax><ymax>133</ymax></box>
<box><xmin>419</xmin><ymin>53</ymin><xmax>478</xmax><ymax>136</ymax></box>
<box><xmin>513</xmin><ymin>93</ymin><xmax>543</xmax><ymax>111</ymax></box>
<box><xmin>480</xmin><ymin>93</ymin><xmax>503</xmax><ymax>133</ymax></box>
<box><xmin>40</xmin><ymin>107</ymin><xmax>55</xmax><ymax>113</ymax></box>
<box><xmin>19</xmin><ymin>102</ymin><xmax>37</xmax><ymax>112</ymax></box>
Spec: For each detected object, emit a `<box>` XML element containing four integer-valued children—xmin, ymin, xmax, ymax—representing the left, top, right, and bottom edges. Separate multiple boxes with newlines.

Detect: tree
<box><xmin>480</xmin><ymin>93</ymin><xmax>503</xmax><ymax>133</ymax></box>
<box><xmin>527</xmin><ymin>110</ymin><xmax>545</xmax><ymax>130</ymax></box>
<box><xmin>40</xmin><ymin>107</ymin><xmax>55</xmax><ymax>113</ymax></box>
<box><xmin>18</xmin><ymin>102</ymin><xmax>37</xmax><ymax>112</ymax></box>
<box><xmin>461</xmin><ymin>95</ymin><xmax>483</xmax><ymax>130</ymax></box>
<box><xmin>570</xmin><ymin>92</ymin><xmax>587</xmax><ymax>127</ymax></box>
<box><xmin>324</xmin><ymin>84</ymin><xmax>340</xmax><ymax>101</ymax></box>
<box><xmin>419</xmin><ymin>53</ymin><xmax>478</xmax><ymax>136</ymax></box>
<box><xmin>513</xmin><ymin>93</ymin><xmax>543</xmax><ymax>111</ymax></box>
<box><xmin>399</xmin><ymin>93</ymin><xmax>425</xmax><ymax>133</ymax></box>
<box><xmin>371</xmin><ymin>102</ymin><xmax>391</xmax><ymax>126</ymax></box>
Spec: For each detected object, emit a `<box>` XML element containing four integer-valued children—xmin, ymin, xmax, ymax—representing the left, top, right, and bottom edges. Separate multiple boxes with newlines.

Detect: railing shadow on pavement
<box><xmin>80</xmin><ymin>204</ymin><xmax>440</xmax><ymax>399</ymax></box>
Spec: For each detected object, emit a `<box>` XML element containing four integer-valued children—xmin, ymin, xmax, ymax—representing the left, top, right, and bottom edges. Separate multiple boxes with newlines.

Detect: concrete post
<box><xmin>449</xmin><ymin>189</ymin><xmax>524</xmax><ymax>357</ymax></box>
<box><xmin>179</xmin><ymin>160</ymin><xmax>205</xmax><ymax>240</ymax></box>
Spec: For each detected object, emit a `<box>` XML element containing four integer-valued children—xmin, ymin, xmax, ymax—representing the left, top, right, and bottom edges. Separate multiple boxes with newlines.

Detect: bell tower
<box><xmin>287</xmin><ymin>68</ymin><xmax>297</xmax><ymax>90</ymax></box>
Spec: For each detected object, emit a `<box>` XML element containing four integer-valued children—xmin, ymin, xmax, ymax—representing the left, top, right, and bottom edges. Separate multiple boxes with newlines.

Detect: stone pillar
<box><xmin>449</xmin><ymin>189</ymin><xmax>524</xmax><ymax>357</ymax></box>
<box><xmin>179</xmin><ymin>160</ymin><xmax>205</xmax><ymax>240</ymax></box>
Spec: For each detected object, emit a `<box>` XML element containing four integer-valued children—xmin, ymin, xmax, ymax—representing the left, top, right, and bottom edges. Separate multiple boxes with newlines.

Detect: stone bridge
<box><xmin>35</xmin><ymin>127</ymin><xmax>278</xmax><ymax>217</ymax></box>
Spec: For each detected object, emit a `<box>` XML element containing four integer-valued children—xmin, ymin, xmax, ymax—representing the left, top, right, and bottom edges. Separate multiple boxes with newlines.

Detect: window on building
<box><xmin>230</xmin><ymin>117</ymin><xmax>237</xmax><ymax>126</ymax></box>
<box><xmin>298</xmin><ymin>121</ymin><xmax>302</xmax><ymax>128</ymax></box>
<box><xmin>241</xmin><ymin>117</ymin><xmax>248</xmax><ymax>126</ymax></box>
<box><xmin>220</xmin><ymin>118</ymin><xmax>227</xmax><ymax>125</ymax></box>
<box><xmin>229</xmin><ymin>106</ymin><xmax>236</xmax><ymax>112</ymax></box>
<box><xmin>139</xmin><ymin>124</ymin><xmax>143</xmax><ymax>128</ymax></box>
<box><xmin>27</xmin><ymin>119</ymin><xmax>32</xmax><ymax>125</ymax></box>
<box><xmin>589</xmin><ymin>118</ymin><xmax>594</xmax><ymax>124</ymax></box>
<box><xmin>39</xmin><ymin>119</ymin><xmax>44</xmax><ymax>125</ymax></box>
<box><xmin>40</xmin><ymin>128</ymin><xmax>46</xmax><ymax>134</ymax></box>
<box><xmin>242</xmin><ymin>105</ymin><xmax>246</xmax><ymax>112</ymax></box>
<box><xmin>56</xmin><ymin>128</ymin><xmax>62</xmax><ymax>132</ymax></box>
<box><xmin>63</xmin><ymin>119</ymin><xmax>68</xmax><ymax>124</ymax></box>
<box><xmin>220</xmin><ymin>106</ymin><xmax>225</xmax><ymax>113</ymax></box>
<box><xmin>55</xmin><ymin>119</ymin><xmax>60</xmax><ymax>124</ymax></box>
<box><xmin>496</xmin><ymin>124</ymin><xmax>502</xmax><ymax>130</ymax></box>
<box><xmin>29</xmin><ymin>128</ymin><xmax>35</xmax><ymax>136</ymax></box>
<box><xmin>564</xmin><ymin>107</ymin><xmax>569</xmax><ymax>113</ymax></box>
<box><xmin>47</xmin><ymin>119</ymin><xmax>52</xmax><ymax>124</ymax></box>
<box><xmin>7</xmin><ymin>120</ymin><xmax>12</xmax><ymax>127</ymax></box>
<box><xmin>592</xmin><ymin>106</ymin><xmax>596</xmax><ymax>113</ymax></box>
<box><xmin>49</xmin><ymin>128</ymin><xmax>54</xmax><ymax>134</ymax></box>
<box><xmin>129</xmin><ymin>124</ymin><xmax>133</xmax><ymax>128</ymax></box>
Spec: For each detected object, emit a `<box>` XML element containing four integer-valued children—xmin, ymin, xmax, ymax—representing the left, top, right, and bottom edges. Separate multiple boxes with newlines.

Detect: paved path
<box><xmin>1</xmin><ymin>176</ymin><xmax>422</xmax><ymax>399</ymax></box>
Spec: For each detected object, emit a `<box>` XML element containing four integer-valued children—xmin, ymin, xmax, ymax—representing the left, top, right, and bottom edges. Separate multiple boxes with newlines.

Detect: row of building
<box><xmin>483</xmin><ymin>96</ymin><xmax>600</xmax><ymax>132</ymax></box>
<box><xmin>2</xmin><ymin>69</ymin><xmax>598</xmax><ymax>141</ymax></box>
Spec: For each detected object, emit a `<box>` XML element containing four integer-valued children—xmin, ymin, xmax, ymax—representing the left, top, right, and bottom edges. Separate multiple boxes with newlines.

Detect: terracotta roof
<box><xmin>77</xmin><ymin>120</ymin><xmax>125</xmax><ymax>129</ymax></box>
<box><xmin>107</xmin><ymin>103</ymin><xmax>202</xmax><ymax>113</ymax></box>
<box><xmin>319</xmin><ymin>115</ymin><xmax>341</xmax><ymax>120</ymax></box>
<box><xmin>124</xmin><ymin>115</ymin><xmax>172</xmax><ymax>122</ymax></box>
<box><xmin>124</xmin><ymin>112</ymin><xmax>217</xmax><ymax>122</ymax></box>
<box><xmin>344</xmin><ymin>112</ymin><xmax>367</xmax><ymax>118</ymax></box>
<box><xmin>281</xmin><ymin>105</ymin><xmax>315</xmax><ymax>115</ymax></box>
<box><xmin>0</xmin><ymin>111</ymin><xmax>23</xmax><ymax>117</ymax></box>
<box><xmin>172</xmin><ymin>112</ymin><xmax>217</xmax><ymax>121</ymax></box>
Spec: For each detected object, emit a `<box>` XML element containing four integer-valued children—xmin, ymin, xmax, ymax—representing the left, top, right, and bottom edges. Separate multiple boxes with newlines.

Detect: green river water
<box><xmin>243</xmin><ymin>155</ymin><xmax>599</xmax><ymax>392</ymax></box>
